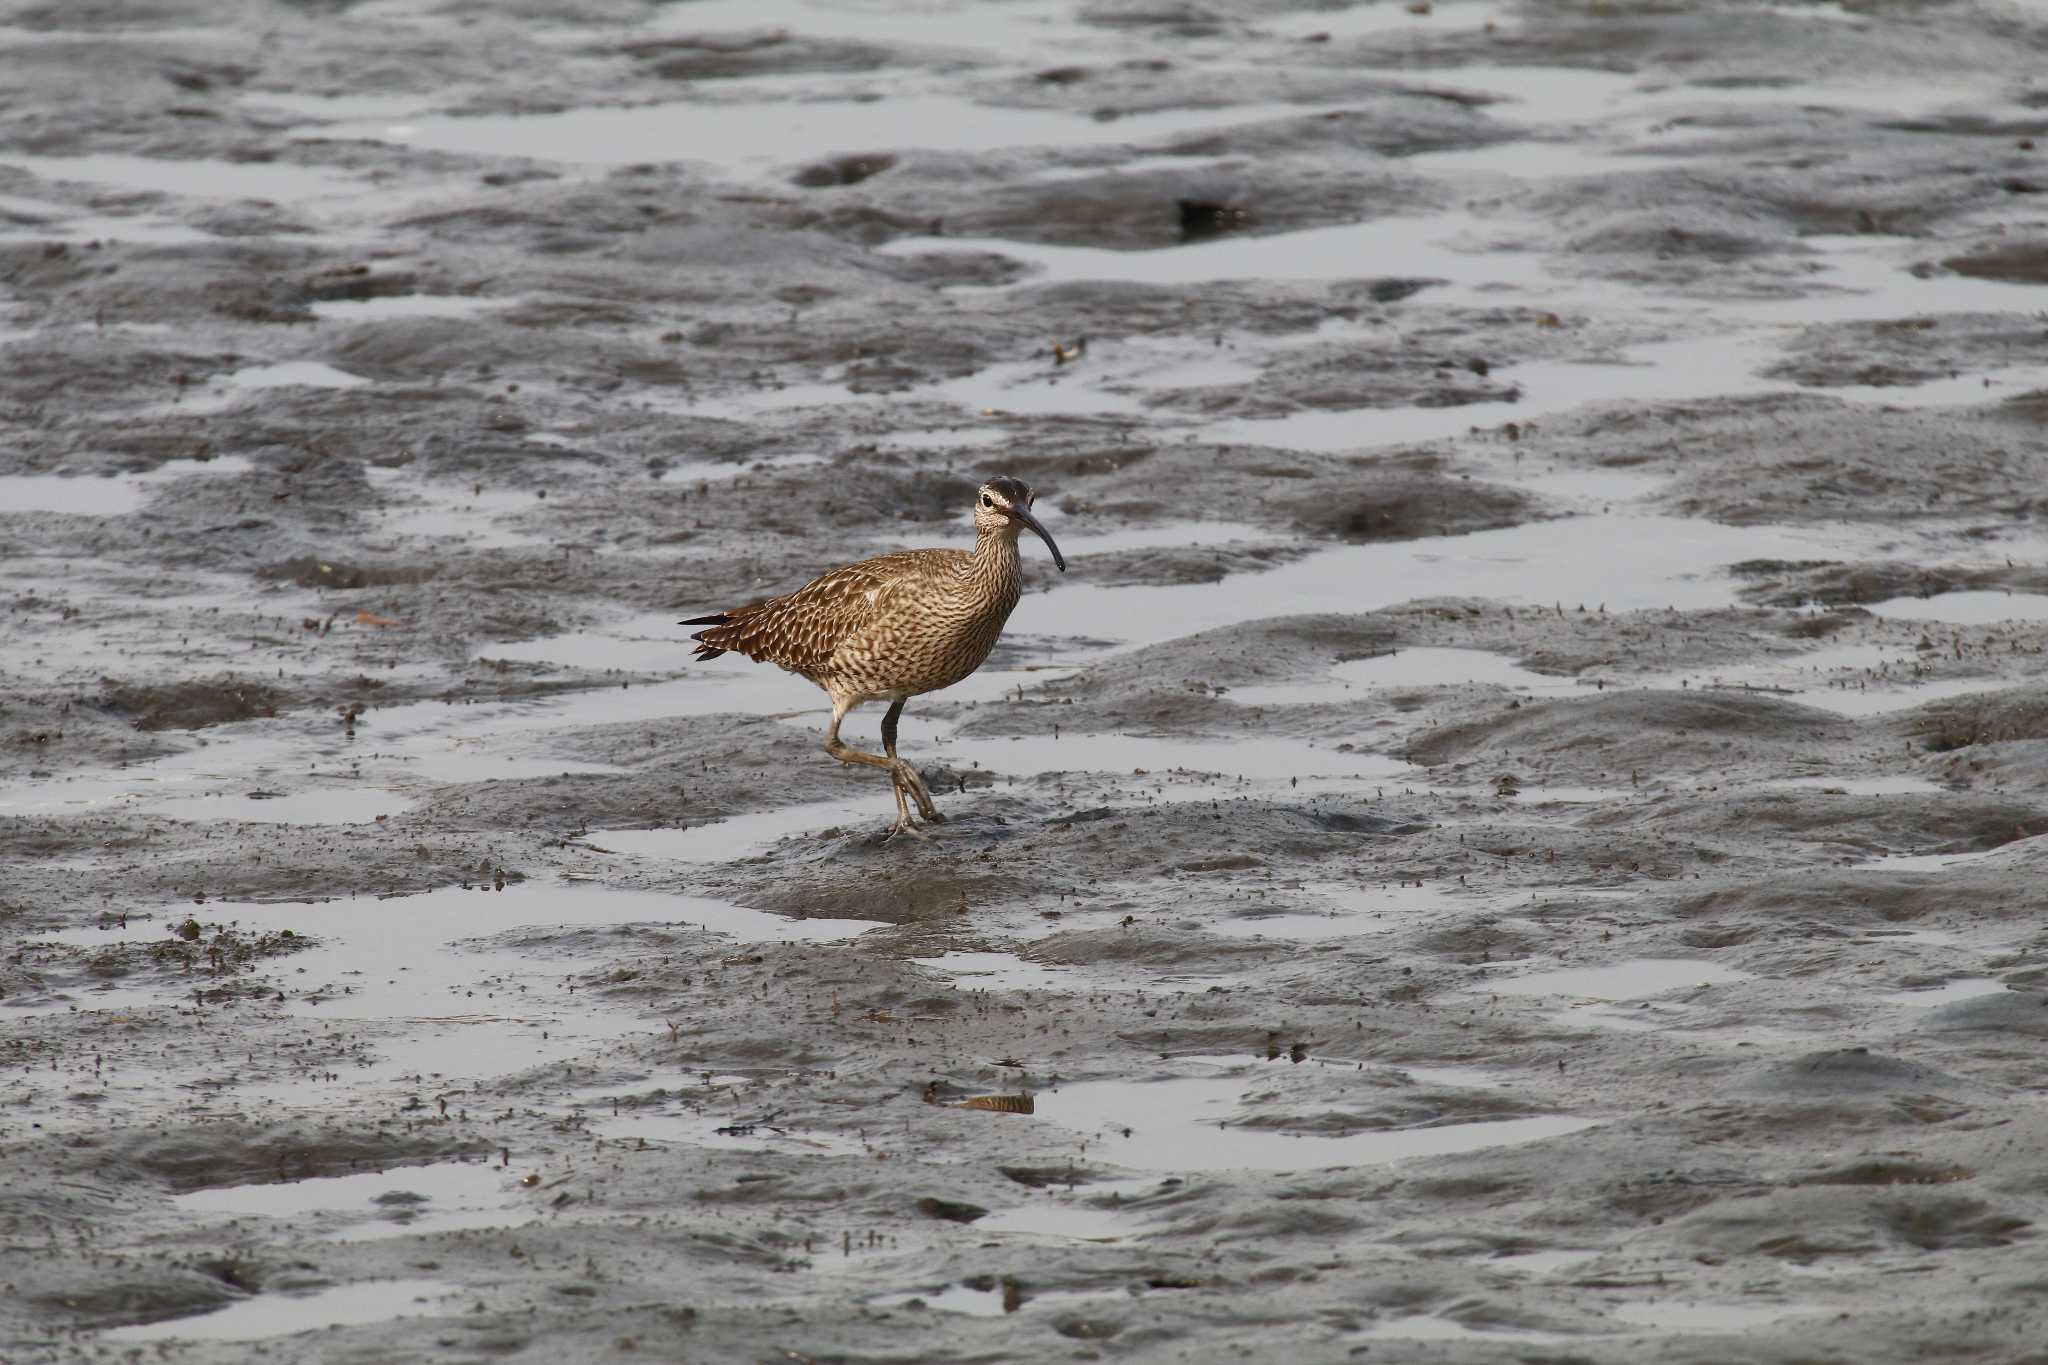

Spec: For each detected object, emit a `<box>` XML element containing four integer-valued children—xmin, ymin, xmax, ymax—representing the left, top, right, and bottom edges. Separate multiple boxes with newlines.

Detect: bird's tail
<box><xmin>679</xmin><ymin>611</ymin><xmax>733</xmax><ymax>661</ymax></box>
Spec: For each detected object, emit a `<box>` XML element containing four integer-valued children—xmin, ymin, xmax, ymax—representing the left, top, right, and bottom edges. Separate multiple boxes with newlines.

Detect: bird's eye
<box><xmin>980</xmin><ymin>493</ymin><xmax>993</xmax><ymax>508</ymax></box>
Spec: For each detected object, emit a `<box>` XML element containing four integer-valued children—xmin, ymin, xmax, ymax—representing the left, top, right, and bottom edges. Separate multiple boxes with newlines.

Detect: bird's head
<box><xmin>974</xmin><ymin>475</ymin><xmax>1065</xmax><ymax>571</ymax></box>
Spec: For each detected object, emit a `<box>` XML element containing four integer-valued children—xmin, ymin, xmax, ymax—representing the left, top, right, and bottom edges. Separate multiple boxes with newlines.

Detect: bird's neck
<box><xmin>967</xmin><ymin>525</ymin><xmax>1024</xmax><ymax>592</ymax></box>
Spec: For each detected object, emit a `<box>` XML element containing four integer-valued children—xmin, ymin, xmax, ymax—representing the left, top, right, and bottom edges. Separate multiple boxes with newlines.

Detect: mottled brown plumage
<box><xmin>682</xmin><ymin>475</ymin><xmax>1065</xmax><ymax>838</ymax></box>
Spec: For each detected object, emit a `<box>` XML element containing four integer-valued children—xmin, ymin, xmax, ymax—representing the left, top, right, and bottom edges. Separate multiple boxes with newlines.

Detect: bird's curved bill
<box><xmin>1010</xmin><ymin>505</ymin><xmax>1067</xmax><ymax>572</ymax></box>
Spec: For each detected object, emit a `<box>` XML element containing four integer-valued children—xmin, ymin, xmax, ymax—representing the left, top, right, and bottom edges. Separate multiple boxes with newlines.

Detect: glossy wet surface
<box><xmin>6</xmin><ymin>0</ymin><xmax>2048</xmax><ymax>1360</ymax></box>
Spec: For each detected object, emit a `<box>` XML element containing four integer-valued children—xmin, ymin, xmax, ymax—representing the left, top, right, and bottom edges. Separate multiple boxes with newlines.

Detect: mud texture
<box><xmin>6</xmin><ymin>1</ymin><xmax>2048</xmax><ymax>1363</ymax></box>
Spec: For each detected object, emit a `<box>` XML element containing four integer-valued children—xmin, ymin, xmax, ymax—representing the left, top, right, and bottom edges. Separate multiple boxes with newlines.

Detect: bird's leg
<box><xmin>823</xmin><ymin>699</ymin><xmax>930</xmax><ymax>839</ymax></box>
<box><xmin>881</xmin><ymin>700</ymin><xmax>944</xmax><ymax>824</ymax></box>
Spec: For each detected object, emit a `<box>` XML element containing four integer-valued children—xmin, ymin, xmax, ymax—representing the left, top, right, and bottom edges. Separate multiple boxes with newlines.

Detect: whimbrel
<box><xmin>682</xmin><ymin>475</ymin><xmax>1066</xmax><ymax>838</ymax></box>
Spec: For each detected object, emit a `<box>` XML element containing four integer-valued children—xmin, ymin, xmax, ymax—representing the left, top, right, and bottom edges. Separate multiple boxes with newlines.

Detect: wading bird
<box><xmin>682</xmin><ymin>475</ymin><xmax>1065</xmax><ymax>838</ymax></box>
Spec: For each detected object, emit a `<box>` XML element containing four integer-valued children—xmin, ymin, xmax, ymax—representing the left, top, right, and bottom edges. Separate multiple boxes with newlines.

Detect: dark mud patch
<box><xmin>1064</xmin><ymin>540</ymin><xmax>1314</xmax><ymax>586</ymax></box>
<box><xmin>22</xmin><ymin>1270</ymin><xmax>243</xmax><ymax>1334</ymax></box>
<box><xmin>0</xmin><ymin>696</ymin><xmax>179</xmax><ymax>777</ymax></box>
<box><xmin>736</xmin><ymin>864</ymin><xmax>1022</xmax><ymax>929</ymax></box>
<box><xmin>13</xmin><ymin>916</ymin><xmax>313</xmax><ymax>1009</ymax></box>
<box><xmin>264</xmin><ymin>555</ymin><xmax>439</xmax><ymax>590</ymax></box>
<box><xmin>1762</xmin><ymin>312</ymin><xmax>2048</xmax><ymax>390</ymax></box>
<box><xmin>1598</xmin><ymin>790</ymin><xmax>2045</xmax><ymax>859</ymax></box>
<box><xmin>616</xmin><ymin>31</ymin><xmax>895</xmax><ymax>83</ymax></box>
<box><xmin>98</xmin><ymin>675</ymin><xmax>286</xmax><ymax>731</ymax></box>
<box><xmin>1736</xmin><ymin>557</ymin><xmax>2048</xmax><ymax>608</ymax></box>
<box><xmin>710</xmin><ymin>799</ymin><xmax>1392</xmax><ymax>919</ymax></box>
<box><xmin>1898</xmin><ymin>683</ymin><xmax>2048</xmax><ymax>753</ymax></box>
<box><xmin>1921</xmin><ymin>991</ymin><xmax>2048</xmax><ymax>1039</ymax></box>
<box><xmin>1534</xmin><ymin>392</ymin><xmax>2048</xmax><ymax>527</ymax></box>
<box><xmin>1283</xmin><ymin>473</ymin><xmax>1532</xmax><ymax>542</ymax></box>
<box><xmin>1404</xmin><ymin>690</ymin><xmax>1851</xmax><ymax>774</ymax></box>
<box><xmin>1942</xmin><ymin>241</ymin><xmax>2048</xmax><ymax>285</ymax></box>
<box><xmin>7</xmin><ymin>818</ymin><xmax>548</xmax><ymax>906</ymax></box>
<box><xmin>1929</xmin><ymin>736</ymin><xmax>2048</xmax><ymax>795</ymax></box>
<box><xmin>107</xmin><ymin>1121</ymin><xmax>489</xmax><ymax>1194</ymax></box>
<box><xmin>1026</xmin><ymin>925</ymin><xmax>1288</xmax><ymax>972</ymax></box>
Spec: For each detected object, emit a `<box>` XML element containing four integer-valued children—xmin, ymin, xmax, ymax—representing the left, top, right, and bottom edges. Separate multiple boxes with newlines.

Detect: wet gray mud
<box><xmin>6</xmin><ymin>0</ymin><xmax>2048</xmax><ymax>1361</ymax></box>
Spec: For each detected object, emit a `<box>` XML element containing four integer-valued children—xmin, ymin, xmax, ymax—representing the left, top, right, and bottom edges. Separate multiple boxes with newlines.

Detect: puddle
<box><xmin>172</xmin><ymin>1162</ymin><xmax>527</xmax><ymax>1242</ymax></box>
<box><xmin>1479</xmin><ymin>959</ymin><xmax>1753</xmax><ymax>999</ymax></box>
<box><xmin>1032</xmin><ymin>1064</ymin><xmax>1595</xmax><ymax>1174</ymax></box>
<box><xmin>1763</xmin><ymin>776</ymin><xmax>1943</xmax><ymax>796</ymax></box>
<box><xmin>0</xmin><ymin>206</ymin><xmax>218</xmax><ymax>245</ymax></box>
<box><xmin>877</xmin><ymin>210</ymin><xmax>1561</xmax><ymax>299</ymax></box>
<box><xmin>0</xmin><ymin>679</ymin><xmax>773</xmax><ymax>822</ymax></box>
<box><xmin>310</xmin><ymin>295</ymin><xmax>508</xmax><ymax>322</ymax></box>
<box><xmin>1499</xmin><ymin>465</ymin><xmax>1671</xmax><ymax>506</ymax></box>
<box><xmin>1045</xmin><ymin>515</ymin><xmax>1880</xmax><ymax>646</ymax></box>
<box><xmin>167</xmin><ymin>361</ymin><xmax>371</xmax><ymax>415</ymax></box>
<box><xmin>0</xmin><ymin>455</ymin><xmax>254</xmax><ymax>517</ymax></box>
<box><xmin>310</xmin><ymin>95</ymin><xmax>1321</xmax><ymax>178</ymax></box>
<box><xmin>1226</xmin><ymin>647</ymin><xmax>1569</xmax><ymax>707</ymax></box>
<box><xmin>913</xmin><ymin>949</ymin><xmax>1224</xmax><ymax>994</ymax></box>
<box><xmin>102</xmin><ymin>1279</ymin><xmax>460</xmax><ymax>1344</ymax></box>
<box><xmin>144</xmin><ymin>786</ymin><xmax>415</xmax><ymax>825</ymax></box>
<box><xmin>1479</xmin><ymin>1248</ymin><xmax>1599</xmax><ymax>1276</ymax></box>
<box><xmin>1864</xmin><ymin>591</ymin><xmax>2048</xmax><ymax>626</ymax></box>
<box><xmin>1354</xmin><ymin>1315</ymin><xmax>1576</xmax><ymax>1345</ymax></box>
<box><xmin>1625</xmin><ymin>642</ymin><xmax>2011</xmax><ymax>717</ymax></box>
<box><xmin>1855</xmin><ymin>846</ymin><xmax>2014</xmax><ymax>873</ymax></box>
<box><xmin>7</xmin><ymin>153</ymin><xmax>364</xmax><ymax>203</ymax></box>
<box><xmin>1607</xmin><ymin>1298</ymin><xmax>1822</xmax><ymax>1333</ymax></box>
<box><xmin>913</xmin><ymin>951</ymin><xmax>1075</xmax><ymax>993</ymax></box>
<box><xmin>1881</xmin><ymin>979</ymin><xmax>2008</xmax><ymax>1007</ymax></box>
<box><xmin>30</xmin><ymin>881</ymin><xmax>869</xmax><ymax>1095</ymax></box>
<box><xmin>370</xmin><ymin>474</ymin><xmax>554</xmax><ymax>548</ymax></box>
<box><xmin>977</xmin><ymin>1177</ymin><xmax>1165</xmax><ymax>1242</ymax></box>
<box><xmin>590</xmin><ymin>798</ymin><xmax>898</xmax><ymax>861</ymax></box>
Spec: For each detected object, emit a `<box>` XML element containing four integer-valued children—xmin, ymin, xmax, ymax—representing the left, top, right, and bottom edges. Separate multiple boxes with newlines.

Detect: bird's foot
<box><xmin>884</xmin><ymin>813</ymin><xmax>932</xmax><ymax>842</ymax></box>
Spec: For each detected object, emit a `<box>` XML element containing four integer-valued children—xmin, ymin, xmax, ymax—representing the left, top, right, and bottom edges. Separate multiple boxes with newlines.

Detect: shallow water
<box><xmin>1865</xmin><ymin>591</ymin><xmax>2048</xmax><ymax>626</ymax></box>
<box><xmin>0</xmin><ymin>455</ymin><xmax>255</xmax><ymax>516</ymax></box>
<box><xmin>166</xmin><ymin>361</ymin><xmax>372</xmax><ymax>415</ymax></box>
<box><xmin>1480</xmin><ymin>958</ymin><xmax>1753</xmax><ymax>999</ymax></box>
<box><xmin>30</xmin><ymin>880</ymin><xmax>865</xmax><ymax>1099</ymax></box>
<box><xmin>3</xmin><ymin>153</ymin><xmax>365</xmax><ymax>203</ymax></box>
<box><xmin>1045</xmin><ymin>515</ymin><xmax>1891</xmax><ymax>643</ymax></box>
<box><xmin>170</xmin><ymin>1161</ymin><xmax>528</xmax><ymax>1242</ymax></box>
<box><xmin>1032</xmin><ymin>1061</ymin><xmax>1597</xmax><ymax>1175</ymax></box>
<box><xmin>102</xmin><ymin>1279</ymin><xmax>460</xmax><ymax>1343</ymax></box>
<box><xmin>310</xmin><ymin>95</ymin><xmax>1321</xmax><ymax>178</ymax></box>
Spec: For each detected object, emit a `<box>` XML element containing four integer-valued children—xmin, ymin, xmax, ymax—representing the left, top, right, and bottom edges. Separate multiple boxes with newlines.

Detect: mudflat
<box><xmin>4</xmin><ymin>1</ymin><xmax>2048</xmax><ymax>1361</ymax></box>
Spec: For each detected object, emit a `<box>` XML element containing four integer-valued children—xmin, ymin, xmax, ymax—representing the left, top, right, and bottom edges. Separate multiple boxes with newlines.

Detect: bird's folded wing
<box><xmin>719</xmin><ymin>556</ymin><xmax>913</xmax><ymax>673</ymax></box>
